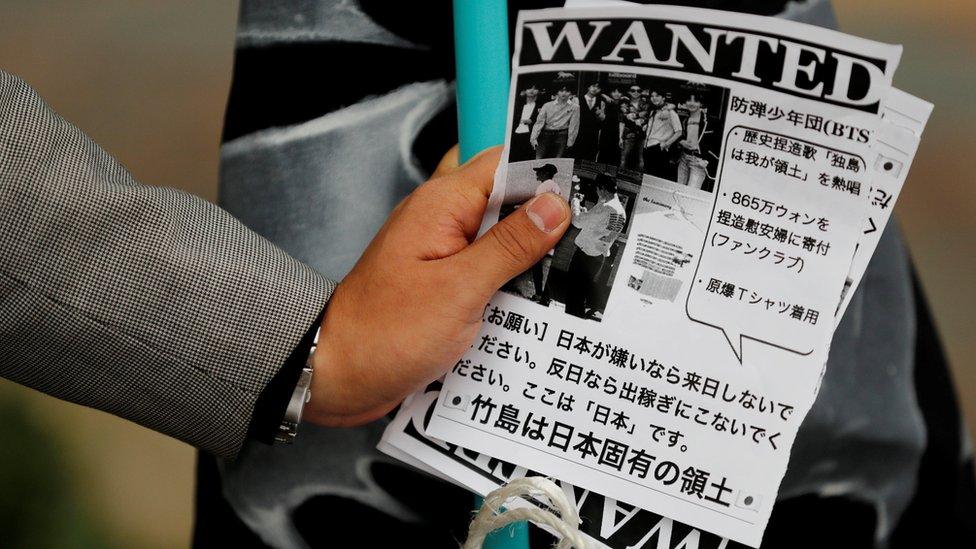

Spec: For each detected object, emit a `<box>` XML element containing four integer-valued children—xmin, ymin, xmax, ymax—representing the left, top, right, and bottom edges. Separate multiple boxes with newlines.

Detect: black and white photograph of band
<box><xmin>508</xmin><ymin>70</ymin><xmax>730</xmax><ymax>193</ymax></box>
<box><xmin>497</xmin><ymin>158</ymin><xmax>641</xmax><ymax>322</ymax></box>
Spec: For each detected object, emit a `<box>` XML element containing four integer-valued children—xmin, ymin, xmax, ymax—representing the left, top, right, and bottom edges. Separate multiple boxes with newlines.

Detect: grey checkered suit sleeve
<box><xmin>0</xmin><ymin>70</ymin><xmax>336</xmax><ymax>459</ymax></box>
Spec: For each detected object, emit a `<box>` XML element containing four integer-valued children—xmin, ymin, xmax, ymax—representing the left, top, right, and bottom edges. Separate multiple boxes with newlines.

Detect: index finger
<box><xmin>432</xmin><ymin>144</ymin><xmax>461</xmax><ymax>178</ymax></box>
<box><xmin>420</xmin><ymin>146</ymin><xmax>504</xmax><ymax>242</ymax></box>
<box><xmin>443</xmin><ymin>146</ymin><xmax>503</xmax><ymax>199</ymax></box>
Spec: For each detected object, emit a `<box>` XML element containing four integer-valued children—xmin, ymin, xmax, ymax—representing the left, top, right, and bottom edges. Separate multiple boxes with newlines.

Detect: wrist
<box><xmin>305</xmin><ymin>309</ymin><xmax>352</xmax><ymax>426</ymax></box>
<box><xmin>304</xmin><ymin>284</ymin><xmax>391</xmax><ymax>428</ymax></box>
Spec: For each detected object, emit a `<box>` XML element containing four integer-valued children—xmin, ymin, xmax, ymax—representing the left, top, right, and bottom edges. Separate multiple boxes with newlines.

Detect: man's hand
<box><xmin>305</xmin><ymin>146</ymin><xmax>571</xmax><ymax>427</ymax></box>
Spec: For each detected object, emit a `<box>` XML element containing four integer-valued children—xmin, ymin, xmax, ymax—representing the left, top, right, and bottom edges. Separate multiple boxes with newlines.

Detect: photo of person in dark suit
<box><xmin>574</xmin><ymin>80</ymin><xmax>606</xmax><ymax>162</ymax></box>
<box><xmin>509</xmin><ymin>84</ymin><xmax>541</xmax><ymax>162</ymax></box>
<box><xmin>598</xmin><ymin>87</ymin><xmax>625</xmax><ymax>166</ymax></box>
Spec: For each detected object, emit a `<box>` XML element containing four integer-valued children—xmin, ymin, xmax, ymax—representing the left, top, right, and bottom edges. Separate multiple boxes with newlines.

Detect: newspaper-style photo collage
<box><xmin>500</xmin><ymin>70</ymin><xmax>729</xmax><ymax>323</ymax></box>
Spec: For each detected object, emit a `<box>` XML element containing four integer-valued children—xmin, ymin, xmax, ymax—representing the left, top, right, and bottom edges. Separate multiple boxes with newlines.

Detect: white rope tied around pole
<box><xmin>462</xmin><ymin>477</ymin><xmax>589</xmax><ymax>549</ymax></box>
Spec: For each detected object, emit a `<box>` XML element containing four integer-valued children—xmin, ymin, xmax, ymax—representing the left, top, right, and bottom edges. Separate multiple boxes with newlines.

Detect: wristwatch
<box><xmin>274</xmin><ymin>326</ymin><xmax>319</xmax><ymax>444</ymax></box>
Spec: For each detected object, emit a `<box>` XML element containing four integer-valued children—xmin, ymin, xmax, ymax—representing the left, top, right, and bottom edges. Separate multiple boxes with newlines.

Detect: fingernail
<box><xmin>525</xmin><ymin>192</ymin><xmax>568</xmax><ymax>233</ymax></box>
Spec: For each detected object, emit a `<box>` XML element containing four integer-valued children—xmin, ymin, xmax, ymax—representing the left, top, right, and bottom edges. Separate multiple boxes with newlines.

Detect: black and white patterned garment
<box><xmin>194</xmin><ymin>1</ymin><xmax>976</xmax><ymax>547</ymax></box>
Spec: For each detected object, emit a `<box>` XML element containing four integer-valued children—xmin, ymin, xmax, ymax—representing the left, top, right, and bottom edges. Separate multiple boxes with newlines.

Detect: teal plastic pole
<box><xmin>454</xmin><ymin>3</ymin><xmax>528</xmax><ymax>548</ymax></box>
<box><xmin>454</xmin><ymin>0</ymin><xmax>511</xmax><ymax>162</ymax></box>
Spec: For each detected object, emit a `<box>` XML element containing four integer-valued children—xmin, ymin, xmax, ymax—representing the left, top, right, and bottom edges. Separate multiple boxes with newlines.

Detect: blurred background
<box><xmin>0</xmin><ymin>1</ymin><xmax>971</xmax><ymax>546</ymax></box>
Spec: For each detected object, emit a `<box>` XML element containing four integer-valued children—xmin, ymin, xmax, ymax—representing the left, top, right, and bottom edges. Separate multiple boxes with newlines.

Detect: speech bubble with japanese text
<box><xmin>686</xmin><ymin>126</ymin><xmax>867</xmax><ymax>363</ymax></box>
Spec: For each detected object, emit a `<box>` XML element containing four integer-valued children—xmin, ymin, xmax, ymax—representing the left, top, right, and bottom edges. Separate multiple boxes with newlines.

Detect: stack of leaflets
<box><xmin>380</xmin><ymin>3</ymin><xmax>932</xmax><ymax>547</ymax></box>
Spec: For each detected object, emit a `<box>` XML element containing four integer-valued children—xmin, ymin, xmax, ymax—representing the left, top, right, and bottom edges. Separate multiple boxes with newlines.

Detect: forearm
<box><xmin>531</xmin><ymin>109</ymin><xmax>546</xmax><ymax>141</ymax></box>
<box><xmin>664</xmin><ymin>113</ymin><xmax>683</xmax><ymax>147</ymax></box>
<box><xmin>574</xmin><ymin>210</ymin><xmax>605</xmax><ymax>231</ymax></box>
<box><xmin>664</xmin><ymin>131</ymin><xmax>682</xmax><ymax>148</ymax></box>
<box><xmin>568</xmin><ymin>109</ymin><xmax>580</xmax><ymax>145</ymax></box>
<box><xmin>0</xmin><ymin>70</ymin><xmax>334</xmax><ymax>458</ymax></box>
<box><xmin>621</xmin><ymin>116</ymin><xmax>641</xmax><ymax>131</ymax></box>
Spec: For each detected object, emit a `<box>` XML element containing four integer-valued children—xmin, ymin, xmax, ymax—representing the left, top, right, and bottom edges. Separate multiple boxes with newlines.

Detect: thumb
<box><xmin>457</xmin><ymin>192</ymin><xmax>571</xmax><ymax>295</ymax></box>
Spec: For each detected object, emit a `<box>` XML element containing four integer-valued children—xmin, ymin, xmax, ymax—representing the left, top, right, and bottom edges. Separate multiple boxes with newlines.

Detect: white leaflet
<box><xmin>382</xmin><ymin>5</ymin><xmax>929</xmax><ymax>547</ymax></box>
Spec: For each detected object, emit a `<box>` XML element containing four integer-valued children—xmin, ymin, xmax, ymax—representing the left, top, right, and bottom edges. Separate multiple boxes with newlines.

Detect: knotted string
<box><xmin>463</xmin><ymin>477</ymin><xmax>588</xmax><ymax>549</ymax></box>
